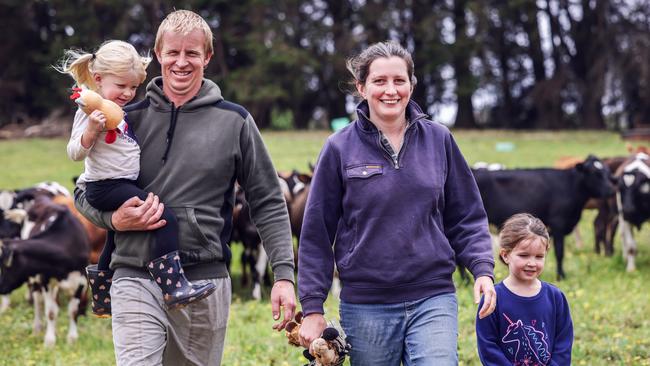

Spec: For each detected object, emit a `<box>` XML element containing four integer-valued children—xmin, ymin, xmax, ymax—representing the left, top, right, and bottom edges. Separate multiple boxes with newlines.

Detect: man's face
<box><xmin>156</xmin><ymin>29</ymin><xmax>212</xmax><ymax>105</ymax></box>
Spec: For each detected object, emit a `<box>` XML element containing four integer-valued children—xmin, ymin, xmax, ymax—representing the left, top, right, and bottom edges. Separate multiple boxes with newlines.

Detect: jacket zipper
<box><xmin>377</xmin><ymin>118</ymin><xmax>418</xmax><ymax>170</ymax></box>
<box><xmin>357</xmin><ymin>107</ymin><xmax>425</xmax><ymax>170</ymax></box>
<box><xmin>377</xmin><ymin>132</ymin><xmax>399</xmax><ymax>169</ymax></box>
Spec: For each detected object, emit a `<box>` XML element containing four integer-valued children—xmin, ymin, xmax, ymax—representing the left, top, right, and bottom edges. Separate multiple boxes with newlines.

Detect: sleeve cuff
<box><xmin>471</xmin><ymin>261</ymin><xmax>495</xmax><ymax>281</ymax></box>
<box><xmin>101</xmin><ymin>211</ymin><xmax>116</xmax><ymax>231</ymax></box>
<box><xmin>272</xmin><ymin>264</ymin><xmax>295</xmax><ymax>284</ymax></box>
<box><xmin>300</xmin><ymin>297</ymin><xmax>325</xmax><ymax>317</ymax></box>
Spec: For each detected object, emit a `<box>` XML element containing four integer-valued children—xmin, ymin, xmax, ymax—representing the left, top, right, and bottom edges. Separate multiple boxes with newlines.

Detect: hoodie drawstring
<box><xmin>162</xmin><ymin>104</ymin><xmax>179</xmax><ymax>164</ymax></box>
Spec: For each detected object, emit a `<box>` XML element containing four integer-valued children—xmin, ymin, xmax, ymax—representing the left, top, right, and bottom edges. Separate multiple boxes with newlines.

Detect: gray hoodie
<box><xmin>75</xmin><ymin>77</ymin><xmax>295</xmax><ymax>283</ymax></box>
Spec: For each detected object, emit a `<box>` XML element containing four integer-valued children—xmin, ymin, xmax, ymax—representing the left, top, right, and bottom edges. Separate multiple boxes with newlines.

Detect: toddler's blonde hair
<box><xmin>56</xmin><ymin>40</ymin><xmax>151</xmax><ymax>91</ymax></box>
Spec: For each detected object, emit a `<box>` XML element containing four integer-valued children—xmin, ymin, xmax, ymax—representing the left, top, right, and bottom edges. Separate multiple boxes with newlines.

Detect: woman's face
<box><xmin>357</xmin><ymin>56</ymin><xmax>413</xmax><ymax>125</ymax></box>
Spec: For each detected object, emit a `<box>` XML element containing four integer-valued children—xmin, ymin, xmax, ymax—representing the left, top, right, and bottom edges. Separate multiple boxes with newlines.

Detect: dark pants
<box><xmin>86</xmin><ymin>179</ymin><xmax>179</xmax><ymax>270</ymax></box>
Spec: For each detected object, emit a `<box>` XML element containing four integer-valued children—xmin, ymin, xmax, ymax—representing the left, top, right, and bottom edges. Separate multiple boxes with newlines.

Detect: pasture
<box><xmin>0</xmin><ymin>130</ymin><xmax>649</xmax><ymax>365</ymax></box>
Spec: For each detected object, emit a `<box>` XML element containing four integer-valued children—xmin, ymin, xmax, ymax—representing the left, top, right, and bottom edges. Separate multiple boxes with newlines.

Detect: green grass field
<box><xmin>0</xmin><ymin>130</ymin><xmax>649</xmax><ymax>365</ymax></box>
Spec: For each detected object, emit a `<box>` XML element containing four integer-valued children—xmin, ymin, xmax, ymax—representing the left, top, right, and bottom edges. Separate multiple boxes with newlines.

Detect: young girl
<box><xmin>59</xmin><ymin>40</ymin><xmax>216</xmax><ymax>317</ymax></box>
<box><xmin>476</xmin><ymin>213</ymin><xmax>573</xmax><ymax>365</ymax></box>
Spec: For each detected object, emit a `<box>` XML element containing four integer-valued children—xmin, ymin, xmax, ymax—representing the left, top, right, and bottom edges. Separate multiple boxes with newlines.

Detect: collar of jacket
<box><xmin>354</xmin><ymin>99</ymin><xmax>428</xmax><ymax>134</ymax></box>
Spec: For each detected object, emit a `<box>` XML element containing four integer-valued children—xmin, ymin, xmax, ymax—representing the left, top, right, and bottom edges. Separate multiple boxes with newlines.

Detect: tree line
<box><xmin>2</xmin><ymin>0</ymin><xmax>648</xmax><ymax>130</ymax></box>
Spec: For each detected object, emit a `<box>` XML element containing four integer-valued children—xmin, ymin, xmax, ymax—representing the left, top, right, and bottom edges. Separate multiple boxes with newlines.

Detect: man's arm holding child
<box><xmin>75</xmin><ymin>189</ymin><xmax>165</xmax><ymax>231</ymax></box>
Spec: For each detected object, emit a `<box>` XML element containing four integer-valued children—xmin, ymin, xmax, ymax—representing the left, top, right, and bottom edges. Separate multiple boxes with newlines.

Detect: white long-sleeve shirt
<box><xmin>67</xmin><ymin>108</ymin><xmax>140</xmax><ymax>184</ymax></box>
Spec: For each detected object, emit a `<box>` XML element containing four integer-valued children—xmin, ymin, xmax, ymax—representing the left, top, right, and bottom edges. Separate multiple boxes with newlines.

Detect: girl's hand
<box><xmin>87</xmin><ymin>110</ymin><xmax>107</xmax><ymax>134</ymax></box>
<box><xmin>81</xmin><ymin>110</ymin><xmax>106</xmax><ymax>148</ymax></box>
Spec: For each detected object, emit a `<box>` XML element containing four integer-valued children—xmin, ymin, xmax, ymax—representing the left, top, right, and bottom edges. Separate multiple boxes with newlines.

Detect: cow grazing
<box><xmin>0</xmin><ymin>195</ymin><xmax>89</xmax><ymax>347</ymax></box>
<box><xmin>473</xmin><ymin>155</ymin><xmax>616</xmax><ymax>279</ymax></box>
<box><xmin>615</xmin><ymin>153</ymin><xmax>650</xmax><ymax>272</ymax></box>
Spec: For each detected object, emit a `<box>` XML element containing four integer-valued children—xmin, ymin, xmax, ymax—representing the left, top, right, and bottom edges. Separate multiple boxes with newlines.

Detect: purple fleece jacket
<box><xmin>298</xmin><ymin>100</ymin><xmax>494</xmax><ymax>316</ymax></box>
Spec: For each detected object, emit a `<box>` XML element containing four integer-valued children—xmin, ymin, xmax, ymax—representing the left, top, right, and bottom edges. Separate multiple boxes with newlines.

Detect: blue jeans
<box><xmin>340</xmin><ymin>292</ymin><xmax>458</xmax><ymax>366</ymax></box>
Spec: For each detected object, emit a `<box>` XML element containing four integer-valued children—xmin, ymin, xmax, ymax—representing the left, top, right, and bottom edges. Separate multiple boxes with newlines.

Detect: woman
<box><xmin>297</xmin><ymin>41</ymin><xmax>497</xmax><ymax>365</ymax></box>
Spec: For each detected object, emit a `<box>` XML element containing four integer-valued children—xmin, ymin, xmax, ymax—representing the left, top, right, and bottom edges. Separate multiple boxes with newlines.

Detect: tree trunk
<box><xmin>452</xmin><ymin>0</ymin><xmax>477</xmax><ymax>128</ymax></box>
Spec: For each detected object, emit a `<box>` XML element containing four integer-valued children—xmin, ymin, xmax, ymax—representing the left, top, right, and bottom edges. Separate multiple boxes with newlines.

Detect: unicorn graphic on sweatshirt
<box><xmin>502</xmin><ymin>313</ymin><xmax>551</xmax><ymax>365</ymax></box>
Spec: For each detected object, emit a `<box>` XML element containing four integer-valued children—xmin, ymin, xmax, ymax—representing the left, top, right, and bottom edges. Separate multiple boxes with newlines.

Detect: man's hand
<box><xmin>299</xmin><ymin>313</ymin><xmax>327</xmax><ymax>349</ymax></box>
<box><xmin>111</xmin><ymin>193</ymin><xmax>166</xmax><ymax>231</ymax></box>
<box><xmin>271</xmin><ymin>280</ymin><xmax>296</xmax><ymax>331</ymax></box>
<box><xmin>475</xmin><ymin>275</ymin><xmax>496</xmax><ymax>319</ymax></box>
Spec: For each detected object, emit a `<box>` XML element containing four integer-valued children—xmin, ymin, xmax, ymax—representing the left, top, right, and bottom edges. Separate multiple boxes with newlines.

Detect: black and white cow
<box><xmin>472</xmin><ymin>155</ymin><xmax>616</xmax><ymax>279</ymax></box>
<box><xmin>0</xmin><ymin>195</ymin><xmax>89</xmax><ymax>347</ymax></box>
<box><xmin>615</xmin><ymin>153</ymin><xmax>650</xmax><ymax>272</ymax></box>
<box><xmin>7</xmin><ymin>182</ymin><xmax>72</xmax><ymax>240</ymax></box>
<box><xmin>0</xmin><ymin>182</ymin><xmax>74</xmax><ymax>312</ymax></box>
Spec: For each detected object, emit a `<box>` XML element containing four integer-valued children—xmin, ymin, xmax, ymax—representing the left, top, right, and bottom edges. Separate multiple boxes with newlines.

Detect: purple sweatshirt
<box><xmin>476</xmin><ymin>282</ymin><xmax>573</xmax><ymax>365</ymax></box>
<box><xmin>298</xmin><ymin>100</ymin><xmax>494</xmax><ymax>316</ymax></box>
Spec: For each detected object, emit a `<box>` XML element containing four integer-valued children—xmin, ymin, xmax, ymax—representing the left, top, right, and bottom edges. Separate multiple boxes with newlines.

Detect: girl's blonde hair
<box><xmin>56</xmin><ymin>40</ymin><xmax>151</xmax><ymax>91</ymax></box>
<box><xmin>498</xmin><ymin>213</ymin><xmax>550</xmax><ymax>264</ymax></box>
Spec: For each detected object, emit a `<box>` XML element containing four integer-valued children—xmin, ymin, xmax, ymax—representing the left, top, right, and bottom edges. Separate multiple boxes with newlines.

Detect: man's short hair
<box><xmin>155</xmin><ymin>10</ymin><xmax>214</xmax><ymax>55</ymax></box>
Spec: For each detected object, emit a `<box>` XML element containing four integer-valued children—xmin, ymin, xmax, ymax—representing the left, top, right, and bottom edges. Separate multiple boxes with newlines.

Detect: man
<box><xmin>75</xmin><ymin>10</ymin><xmax>296</xmax><ymax>365</ymax></box>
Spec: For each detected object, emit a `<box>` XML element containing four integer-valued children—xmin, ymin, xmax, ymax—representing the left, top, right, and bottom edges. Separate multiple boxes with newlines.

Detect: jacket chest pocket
<box><xmin>345</xmin><ymin>164</ymin><xmax>384</xmax><ymax>179</ymax></box>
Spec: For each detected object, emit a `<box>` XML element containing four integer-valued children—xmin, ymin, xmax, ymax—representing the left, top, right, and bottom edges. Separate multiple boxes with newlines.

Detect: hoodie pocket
<box><xmin>170</xmin><ymin>206</ymin><xmax>220</xmax><ymax>264</ymax></box>
<box><xmin>345</xmin><ymin>164</ymin><xmax>384</xmax><ymax>179</ymax></box>
<box><xmin>186</xmin><ymin>207</ymin><xmax>211</xmax><ymax>247</ymax></box>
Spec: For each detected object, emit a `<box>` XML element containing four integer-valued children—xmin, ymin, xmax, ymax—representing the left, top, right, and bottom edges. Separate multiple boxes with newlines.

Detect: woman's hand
<box><xmin>298</xmin><ymin>313</ymin><xmax>328</xmax><ymax>349</ymax></box>
<box><xmin>475</xmin><ymin>275</ymin><xmax>496</xmax><ymax>319</ymax></box>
